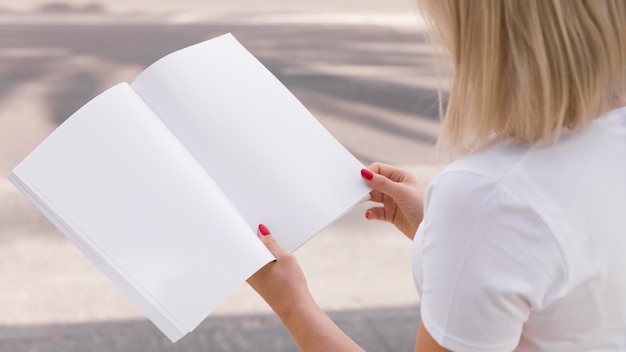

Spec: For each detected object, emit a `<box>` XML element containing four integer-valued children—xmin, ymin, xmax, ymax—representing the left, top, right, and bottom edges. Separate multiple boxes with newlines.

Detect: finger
<box><xmin>368</xmin><ymin>162</ymin><xmax>416</xmax><ymax>183</ymax></box>
<box><xmin>257</xmin><ymin>224</ymin><xmax>289</xmax><ymax>259</ymax></box>
<box><xmin>361</xmin><ymin>167</ymin><xmax>405</xmax><ymax>199</ymax></box>
<box><xmin>369</xmin><ymin>189</ymin><xmax>386</xmax><ymax>203</ymax></box>
<box><xmin>365</xmin><ymin>206</ymin><xmax>388</xmax><ymax>222</ymax></box>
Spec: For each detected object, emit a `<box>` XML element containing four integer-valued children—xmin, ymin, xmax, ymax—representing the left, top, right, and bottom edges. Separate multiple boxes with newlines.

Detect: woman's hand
<box><xmin>247</xmin><ymin>225</ymin><xmax>364</xmax><ymax>351</ymax></box>
<box><xmin>361</xmin><ymin>162</ymin><xmax>425</xmax><ymax>240</ymax></box>
<box><xmin>246</xmin><ymin>224</ymin><xmax>311</xmax><ymax>320</ymax></box>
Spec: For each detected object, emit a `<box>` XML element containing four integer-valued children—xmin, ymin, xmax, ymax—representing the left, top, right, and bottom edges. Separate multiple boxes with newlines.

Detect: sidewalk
<box><xmin>0</xmin><ymin>2</ymin><xmax>442</xmax><ymax>350</ymax></box>
<box><xmin>0</xmin><ymin>306</ymin><xmax>421</xmax><ymax>352</ymax></box>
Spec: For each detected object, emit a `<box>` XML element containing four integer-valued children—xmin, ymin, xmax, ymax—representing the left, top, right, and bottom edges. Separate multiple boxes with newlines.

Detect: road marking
<box><xmin>0</xmin><ymin>12</ymin><xmax>426</xmax><ymax>27</ymax></box>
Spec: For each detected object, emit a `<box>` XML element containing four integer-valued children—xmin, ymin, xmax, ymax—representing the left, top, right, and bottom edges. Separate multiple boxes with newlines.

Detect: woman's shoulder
<box><xmin>441</xmin><ymin>105</ymin><xmax>626</xmax><ymax>181</ymax></box>
<box><xmin>430</xmin><ymin>141</ymin><xmax>529</xmax><ymax>193</ymax></box>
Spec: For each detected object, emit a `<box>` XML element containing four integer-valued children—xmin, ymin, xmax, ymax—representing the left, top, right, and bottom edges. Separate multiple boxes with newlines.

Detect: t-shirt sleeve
<box><xmin>417</xmin><ymin>171</ymin><xmax>565</xmax><ymax>352</ymax></box>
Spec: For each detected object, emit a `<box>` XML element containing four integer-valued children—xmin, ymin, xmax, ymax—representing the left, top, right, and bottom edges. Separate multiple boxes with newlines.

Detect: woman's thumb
<box><xmin>257</xmin><ymin>224</ymin><xmax>288</xmax><ymax>258</ymax></box>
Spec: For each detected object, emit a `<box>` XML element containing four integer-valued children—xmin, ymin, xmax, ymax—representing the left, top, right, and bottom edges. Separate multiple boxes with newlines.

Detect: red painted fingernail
<box><xmin>258</xmin><ymin>224</ymin><xmax>271</xmax><ymax>236</ymax></box>
<box><xmin>361</xmin><ymin>168</ymin><xmax>374</xmax><ymax>181</ymax></box>
<box><xmin>365</xmin><ymin>211</ymin><xmax>370</xmax><ymax>219</ymax></box>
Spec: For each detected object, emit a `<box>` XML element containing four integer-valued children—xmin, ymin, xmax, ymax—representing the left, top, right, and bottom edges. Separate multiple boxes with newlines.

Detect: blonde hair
<box><xmin>417</xmin><ymin>0</ymin><xmax>626</xmax><ymax>153</ymax></box>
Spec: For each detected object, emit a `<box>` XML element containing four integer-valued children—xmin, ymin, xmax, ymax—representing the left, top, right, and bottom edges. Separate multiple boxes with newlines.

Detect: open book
<box><xmin>9</xmin><ymin>33</ymin><xmax>371</xmax><ymax>342</ymax></box>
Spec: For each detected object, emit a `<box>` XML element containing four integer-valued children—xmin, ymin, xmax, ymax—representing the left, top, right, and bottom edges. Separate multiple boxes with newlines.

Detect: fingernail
<box><xmin>365</xmin><ymin>211</ymin><xmax>370</xmax><ymax>219</ymax></box>
<box><xmin>361</xmin><ymin>168</ymin><xmax>374</xmax><ymax>181</ymax></box>
<box><xmin>258</xmin><ymin>224</ymin><xmax>271</xmax><ymax>236</ymax></box>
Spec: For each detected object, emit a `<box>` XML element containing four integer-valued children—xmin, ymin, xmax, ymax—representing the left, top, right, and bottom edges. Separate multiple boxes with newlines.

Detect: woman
<box><xmin>247</xmin><ymin>0</ymin><xmax>626</xmax><ymax>350</ymax></box>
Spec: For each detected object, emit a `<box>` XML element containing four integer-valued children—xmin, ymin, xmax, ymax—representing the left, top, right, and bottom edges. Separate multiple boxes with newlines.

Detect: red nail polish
<box><xmin>361</xmin><ymin>168</ymin><xmax>374</xmax><ymax>181</ymax></box>
<box><xmin>365</xmin><ymin>211</ymin><xmax>370</xmax><ymax>219</ymax></box>
<box><xmin>258</xmin><ymin>224</ymin><xmax>271</xmax><ymax>236</ymax></box>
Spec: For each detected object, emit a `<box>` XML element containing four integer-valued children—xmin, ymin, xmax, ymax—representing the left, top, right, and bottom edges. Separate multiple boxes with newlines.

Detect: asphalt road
<box><xmin>0</xmin><ymin>2</ymin><xmax>445</xmax><ymax>351</ymax></box>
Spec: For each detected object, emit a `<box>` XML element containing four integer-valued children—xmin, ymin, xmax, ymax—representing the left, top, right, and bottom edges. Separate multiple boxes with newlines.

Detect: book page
<box><xmin>132</xmin><ymin>34</ymin><xmax>371</xmax><ymax>252</ymax></box>
<box><xmin>9</xmin><ymin>83</ymin><xmax>274</xmax><ymax>341</ymax></box>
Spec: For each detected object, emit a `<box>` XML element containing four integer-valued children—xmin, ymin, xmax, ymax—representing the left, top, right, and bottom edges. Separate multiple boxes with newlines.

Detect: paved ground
<box><xmin>1</xmin><ymin>0</ymin><xmax>416</xmax><ymax>15</ymax></box>
<box><xmin>0</xmin><ymin>1</ymin><xmax>446</xmax><ymax>350</ymax></box>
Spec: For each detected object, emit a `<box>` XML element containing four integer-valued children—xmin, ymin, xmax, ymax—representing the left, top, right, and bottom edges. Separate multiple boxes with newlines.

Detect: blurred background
<box><xmin>0</xmin><ymin>1</ymin><xmax>447</xmax><ymax>351</ymax></box>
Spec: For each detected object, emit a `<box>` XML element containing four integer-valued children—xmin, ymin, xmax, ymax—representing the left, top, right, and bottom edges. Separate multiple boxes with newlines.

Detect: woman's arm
<box><xmin>278</xmin><ymin>293</ymin><xmax>364</xmax><ymax>352</ymax></box>
<box><xmin>247</xmin><ymin>225</ymin><xmax>364</xmax><ymax>352</ymax></box>
<box><xmin>415</xmin><ymin>322</ymin><xmax>451</xmax><ymax>352</ymax></box>
<box><xmin>247</xmin><ymin>225</ymin><xmax>454</xmax><ymax>352</ymax></box>
<box><xmin>248</xmin><ymin>225</ymin><xmax>452</xmax><ymax>351</ymax></box>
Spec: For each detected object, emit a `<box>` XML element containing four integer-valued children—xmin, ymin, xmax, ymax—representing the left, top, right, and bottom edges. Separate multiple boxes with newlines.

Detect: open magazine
<box><xmin>9</xmin><ymin>33</ymin><xmax>370</xmax><ymax>342</ymax></box>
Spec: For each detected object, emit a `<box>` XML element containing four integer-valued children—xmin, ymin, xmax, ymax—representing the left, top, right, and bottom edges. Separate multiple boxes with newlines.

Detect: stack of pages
<box><xmin>9</xmin><ymin>33</ymin><xmax>370</xmax><ymax>342</ymax></box>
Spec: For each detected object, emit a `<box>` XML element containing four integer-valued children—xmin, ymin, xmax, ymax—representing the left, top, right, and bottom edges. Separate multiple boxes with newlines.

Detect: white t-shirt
<box><xmin>413</xmin><ymin>107</ymin><xmax>626</xmax><ymax>351</ymax></box>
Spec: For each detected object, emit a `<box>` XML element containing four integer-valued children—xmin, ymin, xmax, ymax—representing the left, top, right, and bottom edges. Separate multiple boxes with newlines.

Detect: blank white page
<box><xmin>132</xmin><ymin>34</ymin><xmax>371</xmax><ymax>252</ymax></box>
<box><xmin>9</xmin><ymin>83</ymin><xmax>274</xmax><ymax>341</ymax></box>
